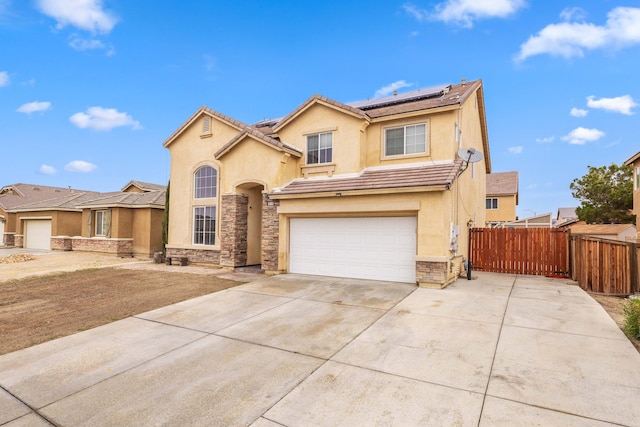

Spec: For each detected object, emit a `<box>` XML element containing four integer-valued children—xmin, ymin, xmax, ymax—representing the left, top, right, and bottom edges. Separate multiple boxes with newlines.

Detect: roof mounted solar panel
<box><xmin>348</xmin><ymin>84</ymin><xmax>451</xmax><ymax>110</ymax></box>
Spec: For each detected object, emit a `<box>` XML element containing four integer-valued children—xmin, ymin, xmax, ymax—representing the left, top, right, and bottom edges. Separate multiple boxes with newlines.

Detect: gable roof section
<box><xmin>215</xmin><ymin>128</ymin><xmax>302</xmax><ymax>159</ymax></box>
<box><xmin>272</xmin><ymin>94</ymin><xmax>369</xmax><ymax>133</ymax></box>
<box><xmin>486</xmin><ymin>171</ymin><xmax>518</xmax><ymax>196</ymax></box>
<box><xmin>163</xmin><ymin>106</ymin><xmax>245</xmax><ymax>148</ymax></box>
<box><xmin>557</xmin><ymin>207</ymin><xmax>577</xmax><ymax>220</ymax></box>
<box><xmin>121</xmin><ymin>180</ymin><xmax>166</xmax><ymax>192</ymax></box>
<box><xmin>270</xmin><ymin>161</ymin><xmax>462</xmax><ymax>199</ymax></box>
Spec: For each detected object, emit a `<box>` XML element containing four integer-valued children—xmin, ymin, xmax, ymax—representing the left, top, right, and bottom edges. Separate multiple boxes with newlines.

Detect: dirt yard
<box><xmin>590</xmin><ymin>293</ymin><xmax>640</xmax><ymax>352</ymax></box>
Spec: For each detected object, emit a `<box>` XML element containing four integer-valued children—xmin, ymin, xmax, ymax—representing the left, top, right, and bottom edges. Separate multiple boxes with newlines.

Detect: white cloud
<box><xmin>36</xmin><ymin>0</ymin><xmax>118</xmax><ymax>34</ymax></box>
<box><xmin>65</xmin><ymin>160</ymin><xmax>96</xmax><ymax>172</ymax></box>
<box><xmin>69</xmin><ymin>106</ymin><xmax>142</xmax><ymax>131</ymax></box>
<box><xmin>587</xmin><ymin>95</ymin><xmax>637</xmax><ymax>115</ymax></box>
<box><xmin>570</xmin><ymin>107</ymin><xmax>588</xmax><ymax>117</ymax></box>
<box><xmin>562</xmin><ymin>127</ymin><xmax>605</xmax><ymax>145</ymax></box>
<box><xmin>0</xmin><ymin>71</ymin><xmax>9</xmax><ymax>87</ymax></box>
<box><xmin>508</xmin><ymin>146</ymin><xmax>523</xmax><ymax>154</ymax></box>
<box><xmin>535</xmin><ymin>136</ymin><xmax>555</xmax><ymax>143</ymax></box>
<box><xmin>17</xmin><ymin>101</ymin><xmax>52</xmax><ymax>114</ymax></box>
<box><xmin>39</xmin><ymin>164</ymin><xmax>57</xmax><ymax>175</ymax></box>
<box><xmin>403</xmin><ymin>4</ymin><xmax>428</xmax><ymax>22</ymax></box>
<box><xmin>517</xmin><ymin>7</ymin><xmax>640</xmax><ymax>61</ymax></box>
<box><xmin>375</xmin><ymin>80</ymin><xmax>414</xmax><ymax>98</ymax></box>
<box><xmin>69</xmin><ymin>34</ymin><xmax>105</xmax><ymax>51</ymax></box>
<box><xmin>560</xmin><ymin>7</ymin><xmax>587</xmax><ymax>22</ymax></box>
<box><xmin>429</xmin><ymin>0</ymin><xmax>526</xmax><ymax>28</ymax></box>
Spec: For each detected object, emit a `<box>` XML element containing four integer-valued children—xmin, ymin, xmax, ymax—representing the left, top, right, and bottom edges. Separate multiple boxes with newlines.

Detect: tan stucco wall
<box><xmin>131</xmin><ymin>208</ymin><xmax>164</xmax><ymax>256</ymax></box>
<box><xmin>15</xmin><ymin>210</ymin><xmax>82</xmax><ymax>236</ymax></box>
<box><xmin>486</xmin><ymin>194</ymin><xmax>517</xmax><ymax>223</ymax></box>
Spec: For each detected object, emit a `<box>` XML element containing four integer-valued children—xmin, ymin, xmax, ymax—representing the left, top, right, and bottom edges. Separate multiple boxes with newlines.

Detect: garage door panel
<box><xmin>289</xmin><ymin>217</ymin><xmax>416</xmax><ymax>283</ymax></box>
<box><xmin>25</xmin><ymin>219</ymin><xmax>52</xmax><ymax>250</ymax></box>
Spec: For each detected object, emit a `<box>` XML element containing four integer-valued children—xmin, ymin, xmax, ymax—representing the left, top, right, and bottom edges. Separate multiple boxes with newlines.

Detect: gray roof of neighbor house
<box><xmin>486</xmin><ymin>171</ymin><xmax>518</xmax><ymax>196</ymax></box>
<box><xmin>557</xmin><ymin>207</ymin><xmax>577</xmax><ymax>220</ymax></box>
<box><xmin>0</xmin><ymin>183</ymin><xmax>95</xmax><ymax>210</ymax></box>
<box><xmin>121</xmin><ymin>180</ymin><xmax>167</xmax><ymax>192</ymax></box>
<box><xmin>76</xmin><ymin>190</ymin><xmax>166</xmax><ymax>208</ymax></box>
<box><xmin>271</xmin><ymin>162</ymin><xmax>463</xmax><ymax>197</ymax></box>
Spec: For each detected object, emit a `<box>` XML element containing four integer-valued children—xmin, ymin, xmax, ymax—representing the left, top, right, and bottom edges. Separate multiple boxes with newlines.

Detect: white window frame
<box><xmin>95</xmin><ymin>210</ymin><xmax>108</xmax><ymax>236</ymax></box>
<box><xmin>486</xmin><ymin>198</ymin><xmax>498</xmax><ymax>210</ymax></box>
<box><xmin>193</xmin><ymin>206</ymin><xmax>216</xmax><ymax>245</ymax></box>
<box><xmin>194</xmin><ymin>166</ymin><xmax>217</xmax><ymax>199</ymax></box>
<box><xmin>383</xmin><ymin>123</ymin><xmax>427</xmax><ymax>157</ymax></box>
<box><xmin>306</xmin><ymin>132</ymin><xmax>333</xmax><ymax>165</ymax></box>
<box><xmin>636</xmin><ymin>166</ymin><xmax>640</xmax><ymax>190</ymax></box>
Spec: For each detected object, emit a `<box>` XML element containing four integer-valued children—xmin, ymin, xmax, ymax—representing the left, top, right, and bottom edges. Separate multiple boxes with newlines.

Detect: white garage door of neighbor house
<box><xmin>0</xmin><ymin>219</ymin><xmax>4</xmax><ymax>246</ymax></box>
<box><xmin>25</xmin><ymin>219</ymin><xmax>52</xmax><ymax>250</ymax></box>
<box><xmin>289</xmin><ymin>217</ymin><xmax>417</xmax><ymax>283</ymax></box>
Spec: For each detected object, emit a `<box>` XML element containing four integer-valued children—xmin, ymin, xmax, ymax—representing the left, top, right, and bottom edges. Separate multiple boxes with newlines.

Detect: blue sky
<box><xmin>1</xmin><ymin>0</ymin><xmax>639</xmax><ymax>218</ymax></box>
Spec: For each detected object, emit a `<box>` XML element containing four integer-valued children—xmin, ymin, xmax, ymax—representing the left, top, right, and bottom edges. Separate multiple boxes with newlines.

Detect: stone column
<box><xmin>261</xmin><ymin>194</ymin><xmax>279</xmax><ymax>272</ymax></box>
<box><xmin>220</xmin><ymin>194</ymin><xmax>248</xmax><ymax>267</ymax></box>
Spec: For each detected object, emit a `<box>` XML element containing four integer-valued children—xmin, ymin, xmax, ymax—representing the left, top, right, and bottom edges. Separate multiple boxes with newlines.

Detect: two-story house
<box><xmin>624</xmin><ymin>152</ymin><xmax>640</xmax><ymax>232</ymax></box>
<box><xmin>485</xmin><ymin>171</ymin><xmax>518</xmax><ymax>227</ymax></box>
<box><xmin>163</xmin><ymin>79</ymin><xmax>490</xmax><ymax>288</ymax></box>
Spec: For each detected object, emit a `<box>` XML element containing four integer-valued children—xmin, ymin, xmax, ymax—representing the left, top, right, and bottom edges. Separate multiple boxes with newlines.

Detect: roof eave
<box><xmin>269</xmin><ymin>184</ymin><xmax>450</xmax><ymax>200</ymax></box>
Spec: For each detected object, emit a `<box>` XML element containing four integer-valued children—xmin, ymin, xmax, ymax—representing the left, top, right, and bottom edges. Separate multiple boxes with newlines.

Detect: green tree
<box><xmin>570</xmin><ymin>163</ymin><xmax>634</xmax><ymax>224</ymax></box>
<box><xmin>162</xmin><ymin>181</ymin><xmax>170</xmax><ymax>256</ymax></box>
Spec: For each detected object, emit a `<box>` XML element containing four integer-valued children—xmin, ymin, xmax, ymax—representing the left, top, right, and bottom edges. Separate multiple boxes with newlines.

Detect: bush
<box><xmin>623</xmin><ymin>298</ymin><xmax>640</xmax><ymax>339</ymax></box>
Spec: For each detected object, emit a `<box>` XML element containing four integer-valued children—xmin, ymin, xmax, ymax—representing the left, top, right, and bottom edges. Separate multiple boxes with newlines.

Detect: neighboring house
<box><xmin>569</xmin><ymin>223</ymin><xmax>637</xmax><ymax>241</ymax></box>
<box><xmin>485</xmin><ymin>171</ymin><xmax>518</xmax><ymax>227</ymax></box>
<box><xmin>624</xmin><ymin>151</ymin><xmax>640</xmax><ymax>231</ymax></box>
<box><xmin>556</xmin><ymin>207</ymin><xmax>578</xmax><ymax>226</ymax></box>
<box><xmin>0</xmin><ymin>183</ymin><xmax>92</xmax><ymax>247</ymax></box>
<box><xmin>164</xmin><ymin>79</ymin><xmax>491</xmax><ymax>288</ymax></box>
<box><xmin>498</xmin><ymin>212</ymin><xmax>553</xmax><ymax>228</ymax></box>
<box><xmin>0</xmin><ymin>181</ymin><xmax>165</xmax><ymax>256</ymax></box>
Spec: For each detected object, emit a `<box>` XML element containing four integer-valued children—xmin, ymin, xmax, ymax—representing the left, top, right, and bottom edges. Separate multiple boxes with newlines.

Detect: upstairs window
<box><xmin>307</xmin><ymin>132</ymin><xmax>333</xmax><ymax>164</ymax></box>
<box><xmin>385</xmin><ymin>123</ymin><xmax>426</xmax><ymax>156</ymax></box>
<box><xmin>194</xmin><ymin>166</ymin><xmax>217</xmax><ymax>199</ymax></box>
<box><xmin>486</xmin><ymin>198</ymin><xmax>498</xmax><ymax>210</ymax></box>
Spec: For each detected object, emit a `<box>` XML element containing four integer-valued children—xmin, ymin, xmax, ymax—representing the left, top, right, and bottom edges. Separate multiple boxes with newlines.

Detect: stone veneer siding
<box><xmin>71</xmin><ymin>237</ymin><xmax>133</xmax><ymax>257</ymax></box>
<box><xmin>14</xmin><ymin>234</ymin><xmax>23</xmax><ymax>248</ymax></box>
<box><xmin>166</xmin><ymin>247</ymin><xmax>221</xmax><ymax>264</ymax></box>
<box><xmin>51</xmin><ymin>236</ymin><xmax>72</xmax><ymax>251</ymax></box>
<box><xmin>416</xmin><ymin>260</ymin><xmax>448</xmax><ymax>288</ymax></box>
<box><xmin>219</xmin><ymin>194</ymin><xmax>248</xmax><ymax>267</ymax></box>
<box><xmin>3</xmin><ymin>232</ymin><xmax>15</xmax><ymax>247</ymax></box>
<box><xmin>261</xmin><ymin>195</ymin><xmax>279</xmax><ymax>272</ymax></box>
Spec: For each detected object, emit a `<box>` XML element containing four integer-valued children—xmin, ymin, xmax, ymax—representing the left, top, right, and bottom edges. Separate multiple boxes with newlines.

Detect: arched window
<box><xmin>194</xmin><ymin>166</ymin><xmax>217</xmax><ymax>199</ymax></box>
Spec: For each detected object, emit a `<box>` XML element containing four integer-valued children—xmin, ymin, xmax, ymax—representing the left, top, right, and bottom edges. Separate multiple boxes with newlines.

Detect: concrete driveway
<box><xmin>1</xmin><ymin>273</ymin><xmax>639</xmax><ymax>426</ymax></box>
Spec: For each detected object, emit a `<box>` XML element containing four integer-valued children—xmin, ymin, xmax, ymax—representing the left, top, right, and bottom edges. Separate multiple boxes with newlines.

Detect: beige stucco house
<box><xmin>164</xmin><ymin>79</ymin><xmax>491</xmax><ymax>287</ymax></box>
<box><xmin>485</xmin><ymin>171</ymin><xmax>518</xmax><ymax>227</ymax></box>
<box><xmin>0</xmin><ymin>181</ymin><xmax>165</xmax><ymax>257</ymax></box>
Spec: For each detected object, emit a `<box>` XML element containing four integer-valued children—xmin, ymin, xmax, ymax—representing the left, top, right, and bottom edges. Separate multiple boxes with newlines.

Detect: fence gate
<box><xmin>469</xmin><ymin>228</ymin><xmax>570</xmax><ymax>277</ymax></box>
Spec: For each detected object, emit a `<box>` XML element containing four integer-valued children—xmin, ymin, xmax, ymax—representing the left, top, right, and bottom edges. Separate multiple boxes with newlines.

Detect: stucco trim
<box><xmin>277</xmin><ymin>200</ymin><xmax>420</xmax><ymax>215</ymax></box>
<box><xmin>165</xmin><ymin>243</ymin><xmax>221</xmax><ymax>251</ymax></box>
<box><xmin>19</xmin><ymin>216</ymin><xmax>53</xmax><ymax>220</ymax></box>
<box><xmin>215</xmin><ymin>131</ymin><xmax>302</xmax><ymax>160</ymax></box>
<box><xmin>415</xmin><ymin>255</ymin><xmax>450</xmax><ymax>262</ymax></box>
<box><xmin>270</xmin><ymin>185</ymin><xmax>449</xmax><ymax>200</ymax></box>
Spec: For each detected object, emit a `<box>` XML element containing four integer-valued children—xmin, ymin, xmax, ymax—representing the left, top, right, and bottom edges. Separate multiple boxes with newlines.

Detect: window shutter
<box><xmin>105</xmin><ymin>210</ymin><xmax>112</xmax><ymax>238</ymax></box>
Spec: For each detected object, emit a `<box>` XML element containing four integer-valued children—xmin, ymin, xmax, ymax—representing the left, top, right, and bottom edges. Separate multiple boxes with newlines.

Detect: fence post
<box><xmin>631</xmin><ymin>242</ymin><xmax>639</xmax><ymax>294</ymax></box>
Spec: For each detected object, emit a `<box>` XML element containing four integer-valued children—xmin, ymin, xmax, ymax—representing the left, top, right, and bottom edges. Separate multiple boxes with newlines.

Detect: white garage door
<box><xmin>289</xmin><ymin>217</ymin><xmax>416</xmax><ymax>283</ymax></box>
<box><xmin>24</xmin><ymin>219</ymin><xmax>52</xmax><ymax>250</ymax></box>
<box><xmin>0</xmin><ymin>219</ymin><xmax>4</xmax><ymax>246</ymax></box>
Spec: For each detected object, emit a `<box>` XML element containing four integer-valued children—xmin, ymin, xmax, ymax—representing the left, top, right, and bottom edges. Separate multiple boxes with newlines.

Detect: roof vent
<box><xmin>393</xmin><ymin>89</ymin><xmax>398</xmax><ymax>96</ymax></box>
<box><xmin>461</xmin><ymin>77</ymin><xmax>466</xmax><ymax>86</ymax></box>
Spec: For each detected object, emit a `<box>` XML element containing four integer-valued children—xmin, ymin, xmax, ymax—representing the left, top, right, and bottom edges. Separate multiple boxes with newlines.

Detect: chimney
<box><xmin>461</xmin><ymin>77</ymin><xmax>466</xmax><ymax>86</ymax></box>
<box><xmin>393</xmin><ymin>89</ymin><xmax>398</xmax><ymax>96</ymax></box>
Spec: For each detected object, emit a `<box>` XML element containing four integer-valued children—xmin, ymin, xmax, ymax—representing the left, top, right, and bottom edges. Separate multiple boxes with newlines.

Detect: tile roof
<box><xmin>6</xmin><ymin>191</ymin><xmax>116</xmax><ymax>212</ymax></box>
<box><xmin>76</xmin><ymin>190</ymin><xmax>166</xmax><ymax>208</ymax></box>
<box><xmin>0</xmin><ymin>183</ymin><xmax>95</xmax><ymax>210</ymax></box>
<box><xmin>486</xmin><ymin>171</ymin><xmax>518</xmax><ymax>195</ymax></box>
<box><xmin>272</xmin><ymin>94</ymin><xmax>369</xmax><ymax>132</ymax></box>
<box><xmin>215</xmin><ymin>129</ymin><xmax>302</xmax><ymax>159</ymax></box>
<box><xmin>271</xmin><ymin>162</ymin><xmax>462</xmax><ymax>197</ymax></box>
<box><xmin>624</xmin><ymin>151</ymin><xmax>640</xmax><ymax>165</ymax></box>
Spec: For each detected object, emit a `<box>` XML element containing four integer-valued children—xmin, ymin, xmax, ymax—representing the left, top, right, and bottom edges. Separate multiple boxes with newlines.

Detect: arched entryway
<box><xmin>237</xmin><ymin>182</ymin><xmax>264</xmax><ymax>267</ymax></box>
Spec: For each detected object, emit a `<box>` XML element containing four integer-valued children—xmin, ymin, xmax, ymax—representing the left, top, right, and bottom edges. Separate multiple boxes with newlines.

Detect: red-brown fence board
<box><xmin>469</xmin><ymin>228</ymin><xmax>570</xmax><ymax>277</ymax></box>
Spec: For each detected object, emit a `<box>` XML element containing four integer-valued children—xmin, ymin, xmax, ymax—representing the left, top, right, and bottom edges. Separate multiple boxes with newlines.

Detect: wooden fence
<box><xmin>570</xmin><ymin>235</ymin><xmax>639</xmax><ymax>295</ymax></box>
<box><xmin>469</xmin><ymin>228</ymin><xmax>570</xmax><ymax>277</ymax></box>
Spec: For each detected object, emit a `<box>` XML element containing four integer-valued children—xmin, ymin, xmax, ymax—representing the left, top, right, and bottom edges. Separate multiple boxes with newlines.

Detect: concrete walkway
<box><xmin>1</xmin><ymin>273</ymin><xmax>639</xmax><ymax>426</ymax></box>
